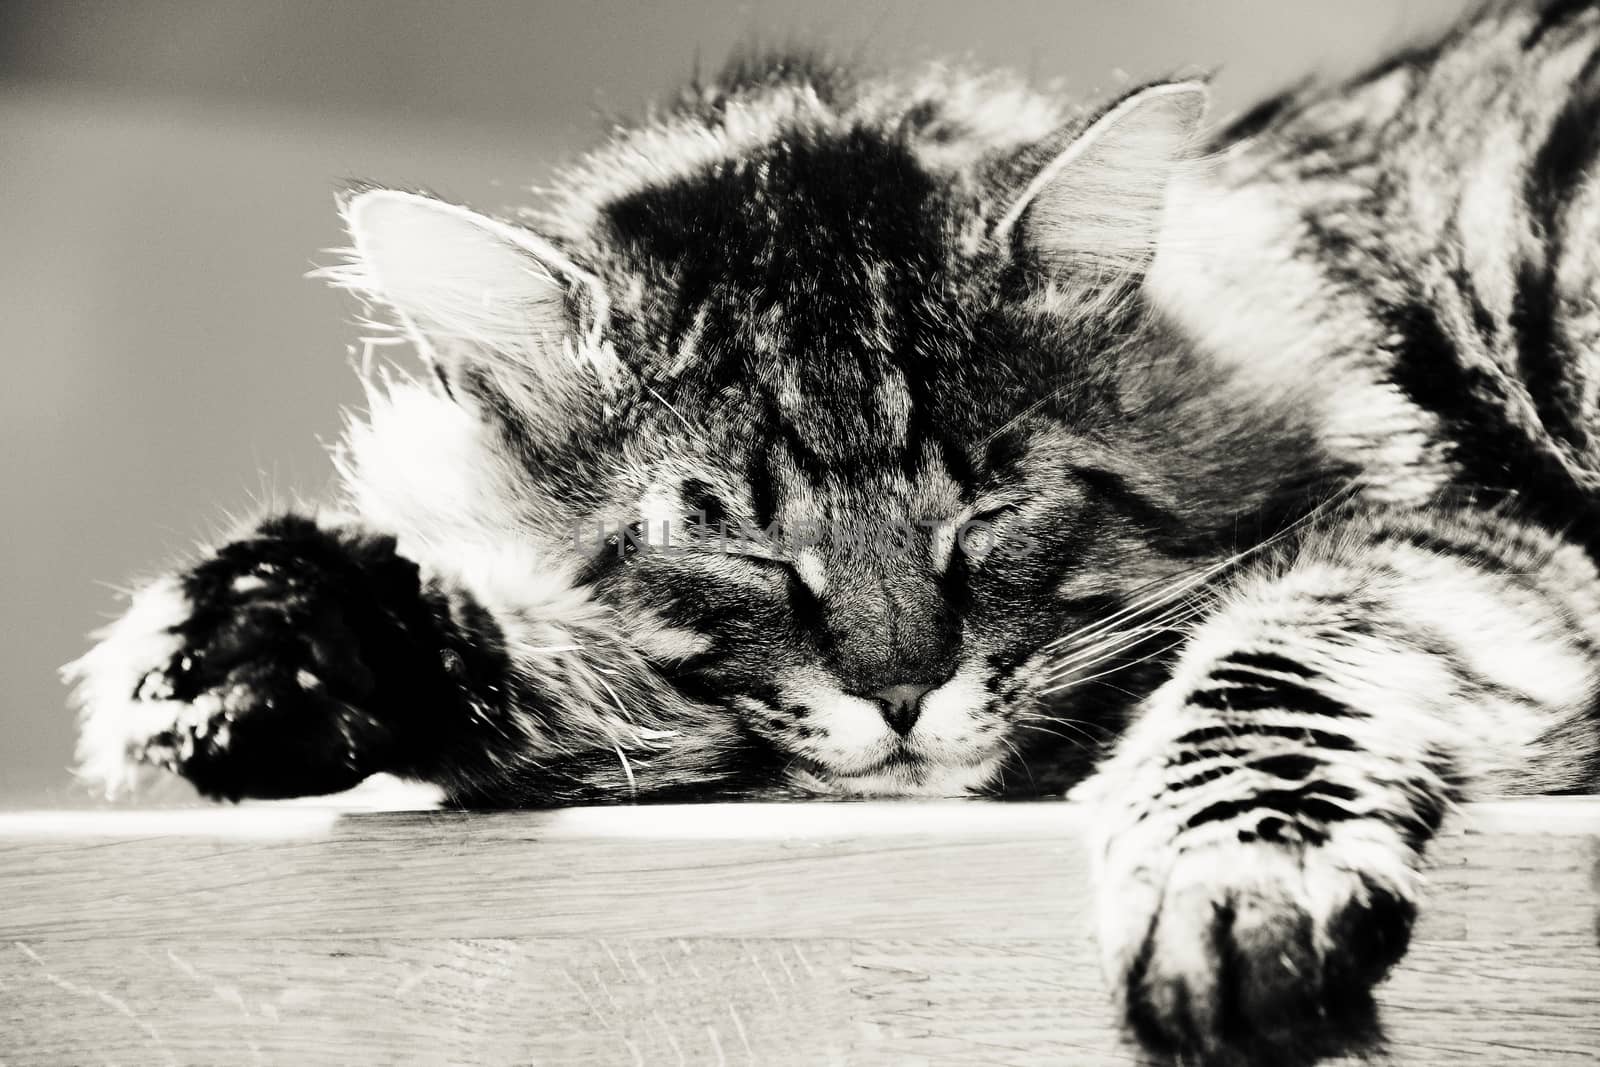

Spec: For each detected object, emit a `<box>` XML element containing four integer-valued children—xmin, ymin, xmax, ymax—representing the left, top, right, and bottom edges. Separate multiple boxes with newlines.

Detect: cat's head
<box><xmin>333</xmin><ymin>61</ymin><xmax>1327</xmax><ymax>796</ymax></box>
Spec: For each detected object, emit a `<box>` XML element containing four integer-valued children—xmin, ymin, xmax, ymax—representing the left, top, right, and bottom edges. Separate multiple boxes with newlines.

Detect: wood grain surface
<box><xmin>1</xmin><ymin>800</ymin><xmax>1596</xmax><ymax>1065</ymax></box>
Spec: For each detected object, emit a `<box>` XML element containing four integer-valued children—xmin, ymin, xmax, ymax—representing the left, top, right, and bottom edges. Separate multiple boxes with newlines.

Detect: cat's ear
<box><xmin>336</xmin><ymin>188</ymin><xmax>618</xmax><ymax>416</ymax></box>
<box><xmin>996</xmin><ymin>80</ymin><xmax>1207</xmax><ymax>278</ymax></box>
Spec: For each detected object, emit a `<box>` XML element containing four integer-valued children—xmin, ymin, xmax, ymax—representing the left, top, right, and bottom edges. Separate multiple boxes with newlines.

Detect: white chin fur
<box><xmin>791</xmin><ymin>756</ymin><xmax>1001</xmax><ymax>798</ymax></box>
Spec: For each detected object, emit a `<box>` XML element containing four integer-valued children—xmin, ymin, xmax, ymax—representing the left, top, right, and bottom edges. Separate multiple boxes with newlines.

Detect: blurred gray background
<box><xmin>0</xmin><ymin>0</ymin><xmax>1471</xmax><ymax>803</ymax></box>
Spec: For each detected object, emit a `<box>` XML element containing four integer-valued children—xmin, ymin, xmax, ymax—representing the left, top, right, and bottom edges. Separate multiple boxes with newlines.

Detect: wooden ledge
<box><xmin>1</xmin><ymin>799</ymin><xmax>1596</xmax><ymax>1064</ymax></box>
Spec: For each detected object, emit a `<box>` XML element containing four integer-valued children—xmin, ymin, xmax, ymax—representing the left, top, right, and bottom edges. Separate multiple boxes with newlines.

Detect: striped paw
<box><xmin>1096</xmin><ymin>824</ymin><xmax>1417</xmax><ymax>1063</ymax></box>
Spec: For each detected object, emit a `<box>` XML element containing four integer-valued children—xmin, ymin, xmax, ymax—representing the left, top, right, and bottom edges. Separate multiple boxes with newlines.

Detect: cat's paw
<box><xmin>68</xmin><ymin>528</ymin><xmax>396</xmax><ymax>799</ymax></box>
<box><xmin>1097</xmin><ymin>826</ymin><xmax>1416</xmax><ymax>1064</ymax></box>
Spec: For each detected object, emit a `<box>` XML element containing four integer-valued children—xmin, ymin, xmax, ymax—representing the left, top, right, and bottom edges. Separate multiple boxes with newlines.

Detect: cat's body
<box><xmin>68</xmin><ymin>1</ymin><xmax>1600</xmax><ymax>1060</ymax></box>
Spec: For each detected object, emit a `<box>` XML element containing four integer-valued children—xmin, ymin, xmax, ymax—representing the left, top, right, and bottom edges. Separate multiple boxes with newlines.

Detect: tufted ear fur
<box><xmin>335</xmin><ymin>189</ymin><xmax>621</xmax><ymax>430</ymax></box>
<box><xmin>996</xmin><ymin>81</ymin><xmax>1208</xmax><ymax>279</ymax></box>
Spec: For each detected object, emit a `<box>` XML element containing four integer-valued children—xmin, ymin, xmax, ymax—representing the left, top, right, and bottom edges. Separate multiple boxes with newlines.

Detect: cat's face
<box><xmin>338</xmin><ymin>74</ymin><xmax>1320</xmax><ymax>794</ymax></box>
<box><xmin>582</xmin><ymin>414</ymin><xmax>1199</xmax><ymax>796</ymax></box>
<box><xmin>559</xmin><ymin>115</ymin><xmax>1225</xmax><ymax>794</ymax></box>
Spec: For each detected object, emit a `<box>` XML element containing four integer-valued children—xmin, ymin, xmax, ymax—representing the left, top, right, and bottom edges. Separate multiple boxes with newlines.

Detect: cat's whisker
<box><xmin>1040</xmin><ymin>622</ymin><xmax>1191</xmax><ymax>689</ymax></box>
<box><xmin>1041</xmin><ymin>575</ymin><xmax>1201</xmax><ymax>652</ymax></box>
<box><xmin>1043</xmin><ymin>613</ymin><xmax>1197</xmax><ymax>680</ymax></box>
<box><xmin>1042</xmin><ymin>482</ymin><xmax>1362</xmax><ymax>659</ymax></box>
<box><xmin>1040</xmin><ymin>563</ymin><xmax>1224</xmax><ymax>655</ymax></box>
<box><xmin>610</xmin><ymin>741</ymin><xmax>638</xmax><ymax>799</ymax></box>
<box><xmin>1049</xmin><ymin>601</ymin><xmax>1202</xmax><ymax>659</ymax></box>
<box><xmin>1041</xmin><ymin>633</ymin><xmax>1183</xmax><ymax>694</ymax></box>
<box><xmin>1038</xmin><ymin>603</ymin><xmax>1210</xmax><ymax>691</ymax></box>
<box><xmin>1041</xmin><ymin>633</ymin><xmax>1175</xmax><ymax>689</ymax></box>
<box><xmin>1046</xmin><ymin>589</ymin><xmax>1208</xmax><ymax>658</ymax></box>
<box><xmin>1016</xmin><ymin>711</ymin><xmax>1116</xmax><ymax>733</ymax></box>
<box><xmin>1042</xmin><ymin>600</ymin><xmax>1206</xmax><ymax>679</ymax></box>
<box><xmin>1009</xmin><ymin>719</ymin><xmax>1104</xmax><ymax>748</ymax></box>
<box><xmin>1076</xmin><ymin>677</ymin><xmax>1147</xmax><ymax>701</ymax></box>
<box><xmin>1040</xmin><ymin>638</ymin><xmax>1188</xmax><ymax>697</ymax></box>
<box><xmin>644</xmin><ymin>384</ymin><xmax>701</xmax><ymax>438</ymax></box>
<box><xmin>993</xmin><ymin>735</ymin><xmax>1035</xmax><ymax>792</ymax></box>
<box><xmin>977</xmin><ymin>388</ymin><xmax>1068</xmax><ymax>449</ymax></box>
<box><xmin>589</xmin><ymin>670</ymin><xmax>638</xmax><ymax>728</ymax></box>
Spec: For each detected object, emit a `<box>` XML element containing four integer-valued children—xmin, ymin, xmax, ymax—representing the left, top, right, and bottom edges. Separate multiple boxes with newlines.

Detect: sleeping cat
<box><xmin>67</xmin><ymin>0</ymin><xmax>1600</xmax><ymax>1061</ymax></box>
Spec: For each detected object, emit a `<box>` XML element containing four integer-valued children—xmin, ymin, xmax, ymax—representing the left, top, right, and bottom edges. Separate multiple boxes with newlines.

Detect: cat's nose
<box><xmin>871</xmin><ymin>682</ymin><xmax>936</xmax><ymax>737</ymax></box>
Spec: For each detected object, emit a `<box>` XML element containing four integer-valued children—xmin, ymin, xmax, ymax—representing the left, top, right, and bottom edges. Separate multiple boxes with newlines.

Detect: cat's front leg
<box><xmin>68</xmin><ymin>513</ymin><xmax>511</xmax><ymax>800</ymax></box>
<box><xmin>1081</xmin><ymin>509</ymin><xmax>1600</xmax><ymax>1062</ymax></box>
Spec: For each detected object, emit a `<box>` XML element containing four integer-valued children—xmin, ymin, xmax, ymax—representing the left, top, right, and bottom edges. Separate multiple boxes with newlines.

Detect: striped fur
<box><xmin>66</xmin><ymin>2</ymin><xmax>1600</xmax><ymax>1058</ymax></box>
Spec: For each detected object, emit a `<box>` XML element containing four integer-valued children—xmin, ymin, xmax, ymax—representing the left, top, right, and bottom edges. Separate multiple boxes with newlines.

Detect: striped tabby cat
<box><xmin>69</xmin><ymin>1</ymin><xmax>1600</xmax><ymax>1060</ymax></box>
